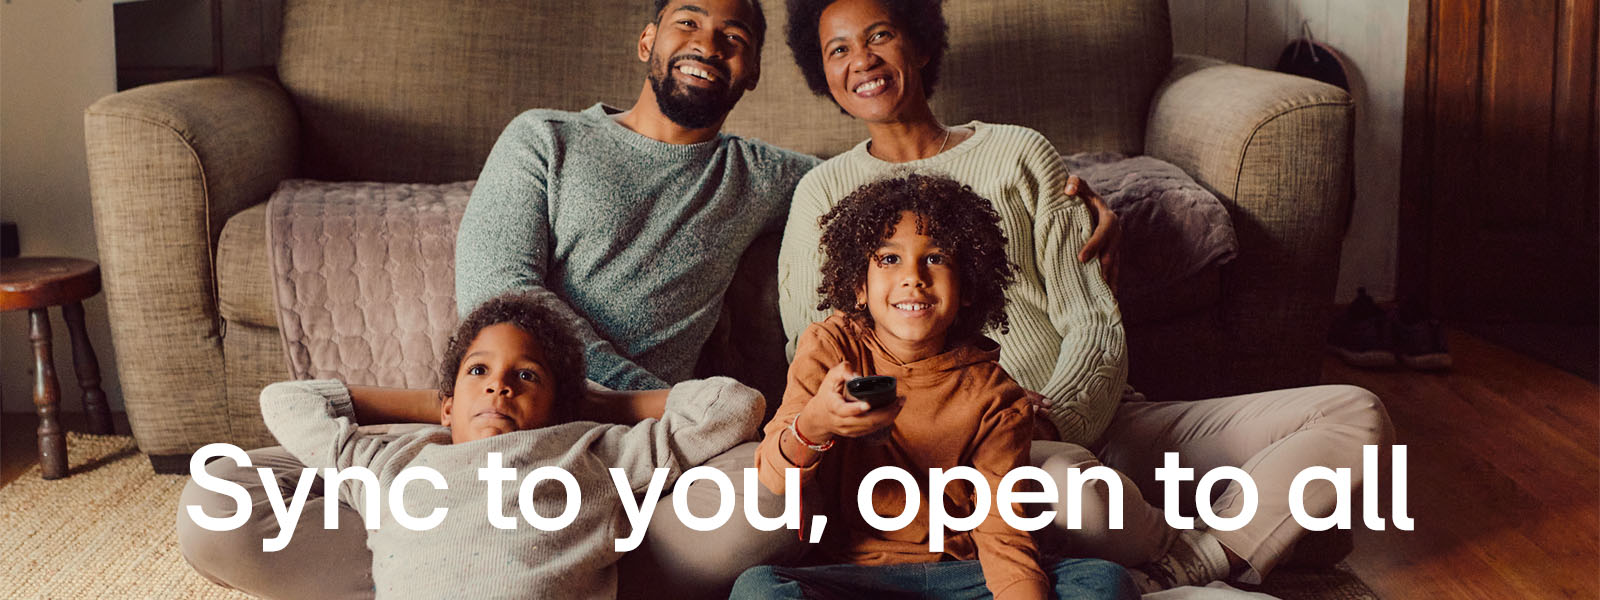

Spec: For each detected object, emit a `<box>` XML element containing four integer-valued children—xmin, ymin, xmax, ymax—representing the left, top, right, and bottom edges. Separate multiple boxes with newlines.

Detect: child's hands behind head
<box><xmin>796</xmin><ymin>361</ymin><xmax>904</xmax><ymax>443</ymax></box>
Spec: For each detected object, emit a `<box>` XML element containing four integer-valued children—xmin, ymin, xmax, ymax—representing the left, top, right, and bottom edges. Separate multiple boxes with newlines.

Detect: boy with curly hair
<box><xmin>739</xmin><ymin>174</ymin><xmax>1135</xmax><ymax>599</ymax></box>
<box><xmin>258</xmin><ymin>291</ymin><xmax>764</xmax><ymax>599</ymax></box>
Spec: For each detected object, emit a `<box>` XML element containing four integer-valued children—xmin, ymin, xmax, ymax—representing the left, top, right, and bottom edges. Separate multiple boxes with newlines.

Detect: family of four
<box><xmin>178</xmin><ymin>1</ymin><xmax>1392</xmax><ymax>599</ymax></box>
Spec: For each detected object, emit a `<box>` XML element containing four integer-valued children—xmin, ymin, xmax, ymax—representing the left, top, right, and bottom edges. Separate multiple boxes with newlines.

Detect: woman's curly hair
<box><xmin>785</xmin><ymin>0</ymin><xmax>948</xmax><ymax>107</ymax></box>
<box><xmin>817</xmin><ymin>173</ymin><xmax>1016</xmax><ymax>342</ymax></box>
<box><xmin>439</xmin><ymin>292</ymin><xmax>587</xmax><ymax>421</ymax></box>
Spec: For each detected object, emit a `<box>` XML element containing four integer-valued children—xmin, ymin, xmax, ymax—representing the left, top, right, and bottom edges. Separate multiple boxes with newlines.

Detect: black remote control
<box><xmin>846</xmin><ymin>375</ymin><xmax>897</xmax><ymax>410</ymax></box>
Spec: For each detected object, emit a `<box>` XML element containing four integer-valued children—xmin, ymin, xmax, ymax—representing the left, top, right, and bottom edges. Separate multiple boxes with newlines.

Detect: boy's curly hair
<box><xmin>439</xmin><ymin>292</ymin><xmax>587</xmax><ymax>421</ymax></box>
<box><xmin>817</xmin><ymin>173</ymin><xmax>1016</xmax><ymax>342</ymax></box>
<box><xmin>786</xmin><ymin>0</ymin><xmax>948</xmax><ymax>109</ymax></box>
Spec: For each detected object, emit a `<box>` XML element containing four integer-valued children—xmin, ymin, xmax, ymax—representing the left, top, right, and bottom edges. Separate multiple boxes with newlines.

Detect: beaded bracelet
<box><xmin>788</xmin><ymin>417</ymin><xmax>835</xmax><ymax>452</ymax></box>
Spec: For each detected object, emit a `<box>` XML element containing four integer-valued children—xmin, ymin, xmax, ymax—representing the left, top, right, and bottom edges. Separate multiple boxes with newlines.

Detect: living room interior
<box><xmin>1</xmin><ymin>0</ymin><xmax>1595</xmax><ymax>598</ymax></box>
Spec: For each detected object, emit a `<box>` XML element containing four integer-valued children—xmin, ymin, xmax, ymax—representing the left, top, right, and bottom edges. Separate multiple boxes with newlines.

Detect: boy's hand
<box><xmin>797</xmin><ymin>361</ymin><xmax>904</xmax><ymax>443</ymax></box>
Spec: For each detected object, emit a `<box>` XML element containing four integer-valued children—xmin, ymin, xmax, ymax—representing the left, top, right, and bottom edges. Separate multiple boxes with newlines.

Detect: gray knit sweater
<box><xmin>456</xmin><ymin>103</ymin><xmax>819</xmax><ymax>390</ymax></box>
<box><xmin>260</xmin><ymin>377</ymin><xmax>763</xmax><ymax>600</ymax></box>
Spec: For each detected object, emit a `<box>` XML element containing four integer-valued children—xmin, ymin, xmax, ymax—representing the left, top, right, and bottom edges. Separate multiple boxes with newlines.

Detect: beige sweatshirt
<box><xmin>776</xmin><ymin>122</ymin><xmax>1128</xmax><ymax>445</ymax></box>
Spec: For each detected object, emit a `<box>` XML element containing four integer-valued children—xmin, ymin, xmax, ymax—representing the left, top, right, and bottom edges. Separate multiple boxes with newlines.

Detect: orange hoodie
<box><xmin>756</xmin><ymin>314</ymin><xmax>1048</xmax><ymax>600</ymax></box>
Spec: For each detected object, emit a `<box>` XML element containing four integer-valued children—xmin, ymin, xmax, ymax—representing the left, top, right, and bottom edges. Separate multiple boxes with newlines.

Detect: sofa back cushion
<box><xmin>278</xmin><ymin>0</ymin><xmax>1172</xmax><ymax>181</ymax></box>
<box><xmin>278</xmin><ymin>0</ymin><xmax>650</xmax><ymax>183</ymax></box>
<box><xmin>725</xmin><ymin>0</ymin><xmax>1172</xmax><ymax>158</ymax></box>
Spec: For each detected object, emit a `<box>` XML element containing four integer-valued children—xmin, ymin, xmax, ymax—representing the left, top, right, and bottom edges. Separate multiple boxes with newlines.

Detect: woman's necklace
<box><xmin>868</xmin><ymin>125</ymin><xmax>954</xmax><ymax>161</ymax></box>
<box><xmin>934</xmin><ymin>126</ymin><xmax>952</xmax><ymax>157</ymax></box>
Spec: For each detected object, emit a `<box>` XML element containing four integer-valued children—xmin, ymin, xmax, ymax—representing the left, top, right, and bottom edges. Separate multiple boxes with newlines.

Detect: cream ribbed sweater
<box><xmin>776</xmin><ymin>122</ymin><xmax>1128</xmax><ymax>445</ymax></box>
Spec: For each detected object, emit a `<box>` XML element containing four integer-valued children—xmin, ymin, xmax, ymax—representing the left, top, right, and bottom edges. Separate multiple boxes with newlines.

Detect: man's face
<box><xmin>642</xmin><ymin>0</ymin><xmax>762</xmax><ymax>129</ymax></box>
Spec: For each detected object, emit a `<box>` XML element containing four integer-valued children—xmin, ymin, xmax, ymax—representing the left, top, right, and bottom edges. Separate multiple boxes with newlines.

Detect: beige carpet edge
<box><xmin>0</xmin><ymin>433</ymin><xmax>249</xmax><ymax>599</ymax></box>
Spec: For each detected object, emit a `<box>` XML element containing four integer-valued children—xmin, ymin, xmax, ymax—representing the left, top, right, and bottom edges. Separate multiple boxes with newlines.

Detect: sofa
<box><xmin>85</xmin><ymin>0</ymin><xmax>1352</xmax><ymax>472</ymax></box>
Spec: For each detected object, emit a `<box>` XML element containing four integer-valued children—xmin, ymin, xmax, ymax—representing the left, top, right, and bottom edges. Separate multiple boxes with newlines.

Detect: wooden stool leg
<box><xmin>62</xmin><ymin>301</ymin><xmax>112</xmax><ymax>435</ymax></box>
<box><xmin>29</xmin><ymin>309</ymin><xmax>67</xmax><ymax>479</ymax></box>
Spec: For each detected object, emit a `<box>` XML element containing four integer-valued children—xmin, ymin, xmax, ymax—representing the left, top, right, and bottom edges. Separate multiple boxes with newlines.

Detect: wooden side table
<box><xmin>0</xmin><ymin>257</ymin><xmax>112</xmax><ymax>479</ymax></box>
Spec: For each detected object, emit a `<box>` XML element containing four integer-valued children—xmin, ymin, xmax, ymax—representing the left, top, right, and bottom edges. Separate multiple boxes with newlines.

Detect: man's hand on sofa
<box><xmin>1068</xmin><ymin>174</ymin><xmax>1121</xmax><ymax>293</ymax></box>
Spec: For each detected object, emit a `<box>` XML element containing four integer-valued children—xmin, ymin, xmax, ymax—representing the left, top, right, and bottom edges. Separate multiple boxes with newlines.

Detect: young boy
<box><xmin>738</xmin><ymin>174</ymin><xmax>1136</xmax><ymax>600</ymax></box>
<box><xmin>260</xmin><ymin>291</ymin><xmax>763</xmax><ymax>599</ymax></box>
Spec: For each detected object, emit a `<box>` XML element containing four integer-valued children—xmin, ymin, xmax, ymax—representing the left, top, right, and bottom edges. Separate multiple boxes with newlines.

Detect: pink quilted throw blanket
<box><xmin>266</xmin><ymin>179</ymin><xmax>474</xmax><ymax>388</ymax></box>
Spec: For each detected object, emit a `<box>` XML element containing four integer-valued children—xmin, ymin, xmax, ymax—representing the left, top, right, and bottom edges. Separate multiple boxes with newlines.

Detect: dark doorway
<box><xmin>1400</xmin><ymin>0</ymin><xmax>1599</xmax><ymax>381</ymax></box>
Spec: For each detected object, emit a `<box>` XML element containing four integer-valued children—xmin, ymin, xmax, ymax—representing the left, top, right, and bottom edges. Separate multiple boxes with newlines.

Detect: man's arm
<box><xmin>456</xmin><ymin>115</ymin><xmax>666</xmax><ymax>389</ymax></box>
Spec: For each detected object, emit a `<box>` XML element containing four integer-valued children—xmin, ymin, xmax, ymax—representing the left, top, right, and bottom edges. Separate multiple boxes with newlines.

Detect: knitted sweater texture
<box><xmin>457</xmin><ymin>103</ymin><xmax>819</xmax><ymax>390</ymax></box>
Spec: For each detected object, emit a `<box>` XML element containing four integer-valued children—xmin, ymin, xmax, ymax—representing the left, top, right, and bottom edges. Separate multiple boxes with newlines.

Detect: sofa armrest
<box><xmin>1144</xmin><ymin>55</ymin><xmax>1353</xmax><ymax>395</ymax></box>
<box><xmin>85</xmin><ymin>72</ymin><xmax>299</xmax><ymax>458</ymax></box>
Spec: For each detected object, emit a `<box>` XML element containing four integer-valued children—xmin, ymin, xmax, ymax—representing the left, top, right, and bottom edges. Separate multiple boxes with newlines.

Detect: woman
<box><xmin>773</xmin><ymin>0</ymin><xmax>1394</xmax><ymax>591</ymax></box>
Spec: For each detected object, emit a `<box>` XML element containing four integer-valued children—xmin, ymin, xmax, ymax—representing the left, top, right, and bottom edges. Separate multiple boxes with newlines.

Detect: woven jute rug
<box><xmin>1</xmin><ymin>434</ymin><xmax>1380</xmax><ymax>600</ymax></box>
<box><xmin>0</xmin><ymin>433</ymin><xmax>248</xmax><ymax>599</ymax></box>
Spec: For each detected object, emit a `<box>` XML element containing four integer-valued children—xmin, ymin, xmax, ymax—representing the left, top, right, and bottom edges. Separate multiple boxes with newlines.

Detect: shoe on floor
<box><xmin>1126</xmin><ymin>529</ymin><xmax>1232</xmax><ymax>593</ymax></box>
<box><xmin>1328</xmin><ymin>288</ymin><xmax>1396</xmax><ymax>368</ymax></box>
<box><xmin>1392</xmin><ymin>297</ymin><xmax>1452</xmax><ymax>370</ymax></box>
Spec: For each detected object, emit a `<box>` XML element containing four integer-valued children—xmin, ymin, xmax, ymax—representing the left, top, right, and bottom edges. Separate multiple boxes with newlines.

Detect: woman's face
<box><xmin>817</xmin><ymin>0</ymin><xmax>929</xmax><ymax>123</ymax></box>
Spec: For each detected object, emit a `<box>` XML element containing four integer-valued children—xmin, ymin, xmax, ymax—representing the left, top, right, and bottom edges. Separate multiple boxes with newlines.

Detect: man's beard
<box><xmin>648</xmin><ymin>53</ymin><xmax>740</xmax><ymax>130</ymax></box>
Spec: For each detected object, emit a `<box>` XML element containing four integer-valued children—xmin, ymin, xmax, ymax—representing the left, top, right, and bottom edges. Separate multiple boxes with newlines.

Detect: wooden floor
<box><xmin>2</xmin><ymin>329</ymin><xmax>1597</xmax><ymax>598</ymax></box>
<box><xmin>1326</xmin><ymin>330</ymin><xmax>1599</xmax><ymax>600</ymax></box>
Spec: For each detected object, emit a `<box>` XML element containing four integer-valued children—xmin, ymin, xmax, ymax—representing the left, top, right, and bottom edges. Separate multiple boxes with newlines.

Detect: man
<box><xmin>455</xmin><ymin>0</ymin><xmax>816</xmax><ymax>392</ymax></box>
<box><xmin>178</xmin><ymin>1</ymin><xmax>1118</xmax><ymax>598</ymax></box>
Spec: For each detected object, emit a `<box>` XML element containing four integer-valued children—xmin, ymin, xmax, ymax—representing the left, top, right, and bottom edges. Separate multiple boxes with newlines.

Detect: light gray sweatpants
<box><xmin>176</xmin><ymin>440</ymin><xmax>801</xmax><ymax>600</ymax></box>
<box><xmin>1030</xmin><ymin>384</ymin><xmax>1393</xmax><ymax>583</ymax></box>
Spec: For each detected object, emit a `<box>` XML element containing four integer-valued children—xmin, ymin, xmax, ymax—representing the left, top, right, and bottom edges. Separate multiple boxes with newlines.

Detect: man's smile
<box><xmin>678</xmin><ymin>64</ymin><xmax>719</xmax><ymax>82</ymax></box>
<box><xmin>671</xmin><ymin>57</ymin><xmax>729</xmax><ymax>87</ymax></box>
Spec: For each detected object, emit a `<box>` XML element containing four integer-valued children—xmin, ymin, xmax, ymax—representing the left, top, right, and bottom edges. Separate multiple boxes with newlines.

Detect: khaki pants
<box><xmin>1031</xmin><ymin>384</ymin><xmax>1393</xmax><ymax>583</ymax></box>
<box><xmin>176</xmin><ymin>441</ymin><xmax>801</xmax><ymax>600</ymax></box>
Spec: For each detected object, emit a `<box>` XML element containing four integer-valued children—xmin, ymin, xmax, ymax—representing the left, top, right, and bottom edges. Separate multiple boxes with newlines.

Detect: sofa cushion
<box><xmin>1065</xmin><ymin>152</ymin><xmax>1237</xmax><ymax>301</ymax></box>
<box><xmin>278</xmin><ymin>0</ymin><xmax>647</xmax><ymax>183</ymax></box>
<box><xmin>1119</xmin><ymin>262</ymin><xmax>1220</xmax><ymax>325</ymax></box>
<box><xmin>726</xmin><ymin>0</ymin><xmax>1174</xmax><ymax>158</ymax></box>
<box><xmin>217</xmin><ymin>203</ymin><xmax>276</xmax><ymax>328</ymax></box>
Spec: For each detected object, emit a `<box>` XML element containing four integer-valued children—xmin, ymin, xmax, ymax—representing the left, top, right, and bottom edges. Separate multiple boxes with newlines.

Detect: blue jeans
<box><xmin>729</xmin><ymin>558</ymin><xmax>1138</xmax><ymax>600</ymax></box>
